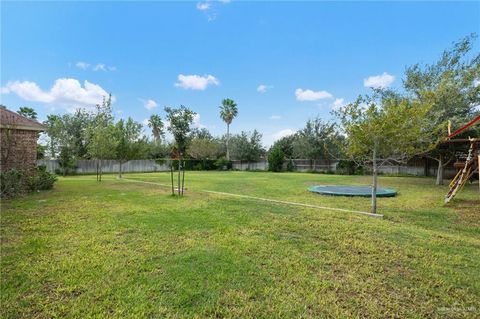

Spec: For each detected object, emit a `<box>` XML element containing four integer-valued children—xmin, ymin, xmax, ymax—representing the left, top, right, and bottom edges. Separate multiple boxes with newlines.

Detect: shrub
<box><xmin>286</xmin><ymin>159</ymin><xmax>295</xmax><ymax>172</ymax></box>
<box><xmin>214</xmin><ymin>157</ymin><xmax>231</xmax><ymax>170</ymax></box>
<box><xmin>0</xmin><ymin>169</ymin><xmax>25</xmax><ymax>198</ymax></box>
<box><xmin>336</xmin><ymin>160</ymin><xmax>356</xmax><ymax>175</ymax></box>
<box><xmin>168</xmin><ymin>159</ymin><xmax>219</xmax><ymax>171</ymax></box>
<box><xmin>268</xmin><ymin>146</ymin><xmax>284</xmax><ymax>172</ymax></box>
<box><xmin>28</xmin><ymin>166</ymin><xmax>57</xmax><ymax>191</ymax></box>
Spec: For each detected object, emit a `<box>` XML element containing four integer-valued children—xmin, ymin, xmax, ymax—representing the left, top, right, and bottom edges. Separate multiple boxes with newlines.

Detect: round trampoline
<box><xmin>308</xmin><ymin>185</ymin><xmax>397</xmax><ymax>197</ymax></box>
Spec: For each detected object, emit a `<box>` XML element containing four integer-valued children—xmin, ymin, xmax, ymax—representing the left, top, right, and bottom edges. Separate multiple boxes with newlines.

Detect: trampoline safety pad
<box><xmin>308</xmin><ymin>185</ymin><xmax>397</xmax><ymax>197</ymax></box>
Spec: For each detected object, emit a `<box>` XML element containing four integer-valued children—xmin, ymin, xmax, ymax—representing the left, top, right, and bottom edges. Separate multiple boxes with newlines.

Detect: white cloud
<box><xmin>295</xmin><ymin>88</ymin><xmax>333</xmax><ymax>101</ymax></box>
<box><xmin>140</xmin><ymin>99</ymin><xmax>158</xmax><ymax>110</ymax></box>
<box><xmin>192</xmin><ymin>113</ymin><xmax>206</xmax><ymax>129</ymax></box>
<box><xmin>364</xmin><ymin>72</ymin><xmax>395</xmax><ymax>89</ymax></box>
<box><xmin>257</xmin><ymin>84</ymin><xmax>273</xmax><ymax>93</ymax></box>
<box><xmin>0</xmin><ymin>86</ymin><xmax>11</xmax><ymax>94</ymax></box>
<box><xmin>332</xmin><ymin>98</ymin><xmax>346</xmax><ymax>110</ymax></box>
<box><xmin>272</xmin><ymin>129</ymin><xmax>295</xmax><ymax>141</ymax></box>
<box><xmin>1</xmin><ymin>78</ymin><xmax>114</xmax><ymax>110</ymax></box>
<box><xmin>75</xmin><ymin>62</ymin><xmax>116</xmax><ymax>72</ymax></box>
<box><xmin>2</xmin><ymin>81</ymin><xmax>53</xmax><ymax>102</ymax></box>
<box><xmin>174</xmin><ymin>74</ymin><xmax>219</xmax><ymax>90</ymax></box>
<box><xmin>196</xmin><ymin>2</ymin><xmax>211</xmax><ymax>11</ymax></box>
<box><xmin>142</xmin><ymin>118</ymin><xmax>150</xmax><ymax>126</ymax></box>
<box><xmin>196</xmin><ymin>0</ymin><xmax>230</xmax><ymax>21</ymax></box>
<box><xmin>269</xmin><ymin>115</ymin><xmax>282</xmax><ymax>120</ymax></box>
<box><xmin>76</xmin><ymin>61</ymin><xmax>90</xmax><ymax>70</ymax></box>
<box><xmin>93</xmin><ymin>64</ymin><xmax>106</xmax><ymax>71</ymax></box>
<box><xmin>473</xmin><ymin>79</ymin><xmax>480</xmax><ymax>87</ymax></box>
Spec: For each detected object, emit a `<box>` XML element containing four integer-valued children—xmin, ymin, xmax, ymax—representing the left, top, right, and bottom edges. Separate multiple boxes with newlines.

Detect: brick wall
<box><xmin>0</xmin><ymin>128</ymin><xmax>39</xmax><ymax>172</ymax></box>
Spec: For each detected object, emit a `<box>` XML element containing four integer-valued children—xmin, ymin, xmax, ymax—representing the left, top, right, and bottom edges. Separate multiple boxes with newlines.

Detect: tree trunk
<box><xmin>96</xmin><ymin>160</ymin><xmax>99</xmax><ymax>181</ymax></box>
<box><xmin>371</xmin><ymin>139</ymin><xmax>378</xmax><ymax>215</ymax></box>
<box><xmin>177</xmin><ymin>158</ymin><xmax>181</xmax><ymax>196</ymax></box>
<box><xmin>119</xmin><ymin>161</ymin><xmax>122</xmax><ymax>179</ymax></box>
<box><xmin>99</xmin><ymin>159</ymin><xmax>102</xmax><ymax>182</ymax></box>
<box><xmin>226</xmin><ymin>124</ymin><xmax>230</xmax><ymax>160</ymax></box>
<box><xmin>181</xmin><ymin>160</ymin><xmax>185</xmax><ymax>196</ymax></box>
<box><xmin>170</xmin><ymin>163</ymin><xmax>174</xmax><ymax>195</ymax></box>
<box><xmin>436</xmin><ymin>155</ymin><xmax>444</xmax><ymax>185</ymax></box>
<box><xmin>50</xmin><ymin>140</ymin><xmax>55</xmax><ymax>159</ymax></box>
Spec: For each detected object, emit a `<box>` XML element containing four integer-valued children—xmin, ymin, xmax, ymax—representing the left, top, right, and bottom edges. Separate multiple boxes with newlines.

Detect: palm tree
<box><xmin>148</xmin><ymin>114</ymin><xmax>164</xmax><ymax>143</ymax></box>
<box><xmin>219</xmin><ymin>98</ymin><xmax>238</xmax><ymax>160</ymax></box>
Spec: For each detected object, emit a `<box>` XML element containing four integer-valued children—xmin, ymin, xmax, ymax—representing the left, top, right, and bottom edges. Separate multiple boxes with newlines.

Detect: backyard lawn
<box><xmin>1</xmin><ymin>171</ymin><xmax>479</xmax><ymax>318</ymax></box>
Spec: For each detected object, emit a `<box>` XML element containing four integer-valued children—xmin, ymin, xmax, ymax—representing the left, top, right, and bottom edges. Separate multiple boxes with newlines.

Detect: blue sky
<box><xmin>1</xmin><ymin>1</ymin><xmax>479</xmax><ymax>145</ymax></box>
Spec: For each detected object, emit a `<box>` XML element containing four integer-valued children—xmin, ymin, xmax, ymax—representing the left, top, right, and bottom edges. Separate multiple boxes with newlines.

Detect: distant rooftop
<box><xmin>0</xmin><ymin>107</ymin><xmax>46</xmax><ymax>131</ymax></box>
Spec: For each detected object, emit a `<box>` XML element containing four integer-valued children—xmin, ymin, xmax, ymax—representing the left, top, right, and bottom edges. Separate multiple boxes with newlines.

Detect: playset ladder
<box><xmin>444</xmin><ymin>141</ymin><xmax>476</xmax><ymax>204</ymax></box>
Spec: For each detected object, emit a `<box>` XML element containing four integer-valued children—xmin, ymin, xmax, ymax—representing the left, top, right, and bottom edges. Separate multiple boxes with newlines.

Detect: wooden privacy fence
<box><xmin>38</xmin><ymin>157</ymin><xmax>457</xmax><ymax>178</ymax></box>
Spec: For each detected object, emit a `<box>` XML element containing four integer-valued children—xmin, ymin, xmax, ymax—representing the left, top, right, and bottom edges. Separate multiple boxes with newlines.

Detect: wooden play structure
<box><xmin>444</xmin><ymin>115</ymin><xmax>480</xmax><ymax>203</ymax></box>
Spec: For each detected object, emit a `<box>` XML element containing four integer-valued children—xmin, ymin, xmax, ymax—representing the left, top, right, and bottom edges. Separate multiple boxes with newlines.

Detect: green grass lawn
<box><xmin>1</xmin><ymin>171</ymin><xmax>479</xmax><ymax>318</ymax></box>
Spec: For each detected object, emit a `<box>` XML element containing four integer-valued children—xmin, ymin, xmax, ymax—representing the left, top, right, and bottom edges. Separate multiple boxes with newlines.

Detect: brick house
<box><xmin>0</xmin><ymin>108</ymin><xmax>46</xmax><ymax>172</ymax></box>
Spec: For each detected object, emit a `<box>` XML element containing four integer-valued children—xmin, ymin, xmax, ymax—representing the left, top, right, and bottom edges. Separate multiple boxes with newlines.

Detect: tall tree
<box><xmin>165</xmin><ymin>105</ymin><xmax>196</xmax><ymax>195</ymax></box>
<box><xmin>18</xmin><ymin>107</ymin><xmax>37</xmax><ymax>120</ymax></box>
<box><xmin>62</xmin><ymin>109</ymin><xmax>93</xmax><ymax>159</ymax></box>
<box><xmin>187</xmin><ymin>138</ymin><xmax>220</xmax><ymax>160</ymax></box>
<box><xmin>336</xmin><ymin>94</ymin><xmax>431</xmax><ymax>214</ymax></box>
<box><xmin>190</xmin><ymin>127</ymin><xmax>214</xmax><ymax>140</ymax></box>
<box><xmin>219</xmin><ymin>98</ymin><xmax>238</xmax><ymax>160</ymax></box>
<box><xmin>148</xmin><ymin>114</ymin><xmax>164</xmax><ymax>143</ymax></box>
<box><xmin>294</xmin><ymin>118</ymin><xmax>344</xmax><ymax>169</ymax></box>
<box><xmin>44</xmin><ymin>109</ymin><xmax>94</xmax><ymax>160</ymax></box>
<box><xmin>115</xmin><ymin>118</ymin><xmax>145</xmax><ymax>178</ymax></box>
<box><xmin>87</xmin><ymin>95</ymin><xmax>117</xmax><ymax>181</ymax></box>
<box><xmin>58</xmin><ymin>146</ymin><xmax>75</xmax><ymax>177</ymax></box>
<box><xmin>44</xmin><ymin>115</ymin><xmax>62</xmax><ymax>158</ymax></box>
<box><xmin>229</xmin><ymin>130</ymin><xmax>265</xmax><ymax>163</ymax></box>
<box><xmin>403</xmin><ymin>34</ymin><xmax>480</xmax><ymax>184</ymax></box>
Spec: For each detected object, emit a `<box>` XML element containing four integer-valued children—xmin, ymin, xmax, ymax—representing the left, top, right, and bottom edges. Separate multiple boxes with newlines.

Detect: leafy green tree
<box><xmin>191</xmin><ymin>127</ymin><xmax>214</xmax><ymax>140</ymax></box>
<box><xmin>229</xmin><ymin>130</ymin><xmax>265</xmax><ymax>164</ymax></box>
<box><xmin>115</xmin><ymin>118</ymin><xmax>146</xmax><ymax>178</ymax></box>
<box><xmin>37</xmin><ymin>144</ymin><xmax>46</xmax><ymax>160</ymax></box>
<box><xmin>271</xmin><ymin>135</ymin><xmax>296</xmax><ymax>159</ymax></box>
<box><xmin>44</xmin><ymin>115</ymin><xmax>63</xmax><ymax>158</ymax></box>
<box><xmin>268</xmin><ymin>145</ymin><xmax>285</xmax><ymax>172</ymax></box>
<box><xmin>403</xmin><ymin>34</ymin><xmax>480</xmax><ymax>184</ymax></box>
<box><xmin>58</xmin><ymin>146</ymin><xmax>76</xmax><ymax>176</ymax></box>
<box><xmin>187</xmin><ymin>138</ymin><xmax>220</xmax><ymax>160</ymax></box>
<box><xmin>336</xmin><ymin>94</ymin><xmax>431</xmax><ymax>214</ymax></box>
<box><xmin>294</xmin><ymin>118</ymin><xmax>344</xmax><ymax>168</ymax></box>
<box><xmin>66</xmin><ymin>109</ymin><xmax>93</xmax><ymax>159</ymax></box>
<box><xmin>219</xmin><ymin>98</ymin><xmax>238</xmax><ymax>160</ymax></box>
<box><xmin>87</xmin><ymin>95</ymin><xmax>117</xmax><ymax>181</ymax></box>
<box><xmin>146</xmin><ymin>140</ymin><xmax>171</xmax><ymax>159</ymax></box>
<box><xmin>18</xmin><ymin>107</ymin><xmax>37</xmax><ymax>120</ymax></box>
<box><xmin>44</xmin><ymin>109</ymin><xmax>93</xmax><ymax>159</ymax></box>
<box><xmin>148</xmin><ymin>114</ymin><xmax>165</xmax><ymax>143</ymax></box>
<box><xmin>165</xmin><ymin>105</ymin><xmax>196</xmax><ymax>195</ymax></box>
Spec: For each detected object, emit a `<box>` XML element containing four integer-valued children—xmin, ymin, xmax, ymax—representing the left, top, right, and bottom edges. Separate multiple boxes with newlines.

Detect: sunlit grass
<box><xmin>1</xmin><ymin>172</ymin><xmax>479</xmax><ymax>318</ymax></box>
